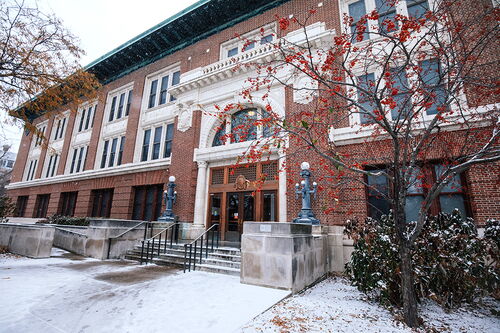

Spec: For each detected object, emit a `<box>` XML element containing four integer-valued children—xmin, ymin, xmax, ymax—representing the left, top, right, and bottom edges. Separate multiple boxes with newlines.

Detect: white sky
<box><xmin>4</xmin><ymin>0</ymin><xmax>200</xmax><ymax>153</ymax></box>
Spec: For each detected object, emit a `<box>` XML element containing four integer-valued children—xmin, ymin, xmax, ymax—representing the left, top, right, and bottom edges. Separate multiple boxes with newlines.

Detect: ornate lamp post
<box><xmin>293</xmin><ymin>162</ymin><xmax>320</xmax><ymax>225</ymax></box>
<box><xmin>158</xmin><ymin>176</ymin><xmax>177</xmax><ymax>222</ymax></box>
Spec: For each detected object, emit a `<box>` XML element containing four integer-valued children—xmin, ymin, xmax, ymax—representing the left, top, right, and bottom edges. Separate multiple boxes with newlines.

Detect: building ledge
<box><xmin>7</xmin><ymin>159</ymin><xmax>171</xmax><ymax>190</ymax></box>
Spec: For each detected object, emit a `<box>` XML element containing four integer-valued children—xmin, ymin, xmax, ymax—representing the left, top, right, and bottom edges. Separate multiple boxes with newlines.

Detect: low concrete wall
<box><xmin>54</xmin><ymin>227</ymin><xmax>88</xmax><ymax>256</ymax></box>
<box><xmin>325</xmin><ymin>225</ymin><xmax>354</xmax><ymax>272</ymax></box>
<box><xmin>52</xmin><ymin>220</ymin><xmax>152</xmax><ymax>260</ymax></box>
<box><xmin>241</xmin><ymin>222</ymin><xmax>328</xmax><ymax>293</ymax></box>
<box><xmin>0</xmin><ymin>223</ymin><xmax>54</xmax><ymax>258</ymax></box>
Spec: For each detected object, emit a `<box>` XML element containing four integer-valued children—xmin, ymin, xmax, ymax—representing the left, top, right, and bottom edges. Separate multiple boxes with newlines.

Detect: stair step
<box><xmin>195</xmin><ymin>264</ymin><xmax>240</xmax><ymax>276</ymax></box>
<box><xmin>202</xmin><ymin>258</ymin><xmax>241</xmax><ymax>269</ymax></box>
<box><xmin>208</xmin><ymin>252</ymin><xmax>241</xmax><ymax>262</ymax></box>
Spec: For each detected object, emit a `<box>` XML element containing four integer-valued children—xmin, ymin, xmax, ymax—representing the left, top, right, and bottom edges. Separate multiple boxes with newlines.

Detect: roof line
<box><xmin>84</xmin><ymin>0</ymin><xmax>211</xmax><ymax>69</ymax></box>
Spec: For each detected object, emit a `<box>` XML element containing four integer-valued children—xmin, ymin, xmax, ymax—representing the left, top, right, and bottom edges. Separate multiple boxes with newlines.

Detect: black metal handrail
<box><xmin>140</xmin><ymin>222</ymin><xmax>181</xmax><ymax>265</ymax></box>
<box><xmin>107</xmin><ymin>221</ymin><xmax>146</xmax><ymax>259</ymax></box>
<box><xmin>183</xmin><ymin>223</ymin><xmax>220</xmax><ymax>273</ymax></box>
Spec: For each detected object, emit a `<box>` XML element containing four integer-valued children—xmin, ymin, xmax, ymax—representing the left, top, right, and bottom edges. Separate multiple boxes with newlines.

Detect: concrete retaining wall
<box><xmin>0</xmin><ymin>223</ymin><xmax>54</xmax><ymax>258</ymax></box>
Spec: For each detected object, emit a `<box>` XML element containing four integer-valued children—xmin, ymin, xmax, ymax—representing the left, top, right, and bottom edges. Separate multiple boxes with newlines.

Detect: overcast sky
<box><xmin>4</xmin><ymin>0</ymin><xmax>200</xmax><ymax>153</ymax></box>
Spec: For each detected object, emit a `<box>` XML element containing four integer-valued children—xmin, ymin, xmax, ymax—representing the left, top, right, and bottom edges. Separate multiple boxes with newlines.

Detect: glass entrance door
<box><xmin>226</xmin><ymin>192</ymin><xmax>254</xmax><ymax>241</ymax></box>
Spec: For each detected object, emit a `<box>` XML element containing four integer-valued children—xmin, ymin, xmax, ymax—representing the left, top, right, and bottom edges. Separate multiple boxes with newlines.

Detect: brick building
<box><xmin>7</xmin><ymin>0</ymin><xmax>499</xmax><ymax>241</ymax></box>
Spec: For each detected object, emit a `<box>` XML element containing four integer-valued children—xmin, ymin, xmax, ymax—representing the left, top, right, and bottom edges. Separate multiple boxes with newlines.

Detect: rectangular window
<box><xmin>101</xmin><ymin>140</ymin><xmax>109</xmax><ymax>168</ymax></box>
<box><xmin>349</xmin><ymin>0</ymin><xmax>368</xmax><ymax>41</ymax></box>
<box><xmin>59</xmin><ymin>118</ymin><xmax>66</xmax><ymax>139</ymax></box>
<box><xmin>76</xmin><ymin>146</ymin><xmax>85</xmax><ymax>172</ymax></box>
<box><xmin>117</xmin><ymin>136</ymin><xmax>125</xmax><ymax>166</ymax></box>
<box><xmin>15</xmin><ymin>196</ymin><xmax>28</xmax><ymax>217</ymax></box>
<box><xmin>152</xmin><ymin>127</ymin><xmax>162</xmax><ymax>160</ymax></box>
<box><xmin>84</xmin><ymin>105</ymin><xmax>93</xmax><ymax>130</ymax></box>
<box><xmin>141</xmin><ymin>129</ymin><xmax>151</xmax><ymax>161</ymax></box>
<box><xmin>26</xmin><ymin>160</ymin><xmax>33</xmax><ymax>181</ymax></box>
<box><xmin>407</xmin><ymin>0</ymin><xmax>429</xmax><ymax>19</ymax></box>
<box><xmin>420</xmin><ymin>59</ymin><xmax>446</xmax><ymax>115</ymax></box>
<box><xmin>51</xmin><ymin>155</ymin><xmax>58</xmax><ymax>177</ymax></box>
<box><xmin>27</xmin><ymin>160</ymin><xmax>37</xmax><ymax>181</ymax></box>
<box><xmin>260</xmin><ymin>34</ymin><xmax>273</xmax><ymax>44</ymax></box>
<box><xmin>33</xmin><ymin>194</ymin><xmax>50</xmax><ymax>218</ymax></box>
<box><xmin>227</xmin><ymin>47</ymin><xmax>238</xmax><ymax>57</ymax></box>
<box><xmin>357</xmin><ymin>73</ymin><xmax>377</xmax><ymax>124</ymax></box>
<box><xmin>390</xmin><ymin>68</ymin><xmax>412</xmax><ymax>120</ymax></box>
<box><xmin>376</xmin><ymin>0</ymin><xmax>397</xmax><ymax>35</ymax></box>
<box><xmin>46</xmin><ymin>155</ymin><xmax>53</xmax><ymax>178</ymax></box>
<box><xmin>170</xmin><ymin>71</ymin><xmax>180</xmax><ymax>102</ymax></box>
<box><xmin>126</xmin><ymin>90</ymin><xmax>133</xmax><ymax>116</ymax></box>
<box><xmin>70</xmin><ymin>149</ymin><xmax>78</xmax><ymax>174</ymax></box>
<box><xmin>132</xmin><ymin>184</ymin><xmax>163</xmax><ymax>221</ymax></box>
<box><xmin>117</xmin><ymin>93</ymin><xmax>125</xmax><ymax>119</ymax></box>
<box><xmin>108</xmin><ymin>138</ymin><xmax>118</xmax><ymax>167</ymax></box>
<box><xmin>109</xmin><ymin>96</ymin><xmax>117</xmax><ymax>122</ymax></box>
<box><xmin>163</xmin><ymin>123</ymin><xmax>174</xmax><ymax>158</ymax></box>
<box><xmin>159</xmin><ymin>75</ymin><xmax>169</xmax><ymax>105</ymax></box>
<box><xmin>148</xmin><ymin>80</ymin><xmax>158</xmax><ymax>108</ymax></box>
<box><xmin>434</xmin><ymin>165</ymin><xmax>467</xmax><ymax>218</ymax></box>
<box><xmin>366</xmin><ymin>169</ymin><xmax>390</xmax><ymax>220</ymax></box>
<box><xmin>54</xmin><ymin>120</ymin><xmax>61</xmax><ymax>140</ymax></box>
<box><xmin>78</xmin><ymin>108</ymin><xmax>86</xmax><ymax>132</ymax></box>
<box><xmin>58</xmin><ymin>192</ymin><xmax>78</xmax><ymax>217</ymax></box>
<box><xmin>405</xmin><ymin>167</ymin><xmax>424</xmax><ymax>222</ymax></box>
<box><xmin>90</xmin><ymin>189</ymin><xmax>113</xmax><ymax>218</ymax></box>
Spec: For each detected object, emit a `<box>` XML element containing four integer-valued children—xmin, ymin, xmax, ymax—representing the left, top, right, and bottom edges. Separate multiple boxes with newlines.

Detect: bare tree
<box><xmin>0</xmin><ymin>0</ymin><xmax>99</xmax><ymax>136</ymax></box>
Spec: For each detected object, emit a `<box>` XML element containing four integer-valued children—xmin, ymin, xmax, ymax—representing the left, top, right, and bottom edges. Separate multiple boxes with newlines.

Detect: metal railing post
<box><xmin>140</xmin><ymin>240</ymin><xmax>145</xmax><ymax>265</ymax></box>
<box><xmin>193</xmin><ymin>241</ymin><xmax>197</xmax><ymax>271</ymax></box>
<box><xmin>189</xmin><ymin>244</ymin><xmax>193</xmax><ymax>272</ymax></box>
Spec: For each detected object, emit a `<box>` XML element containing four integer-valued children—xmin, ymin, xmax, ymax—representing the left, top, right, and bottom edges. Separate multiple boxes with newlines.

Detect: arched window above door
<box><xmin>211</xmin><ymin>108</ymin><xmax>275</xmax><ymax>147</ymax></box>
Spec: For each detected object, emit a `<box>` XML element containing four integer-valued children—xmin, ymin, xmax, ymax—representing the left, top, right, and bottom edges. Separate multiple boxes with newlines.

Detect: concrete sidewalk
<box><xmin>0</xmin><ymin>248</ymin><xmax>289</xmax><ymax>333</ymax></box>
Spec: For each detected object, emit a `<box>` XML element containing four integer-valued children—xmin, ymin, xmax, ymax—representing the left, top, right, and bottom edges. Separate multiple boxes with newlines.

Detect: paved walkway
<box><xmin>0</xmin><ymin>248</ymin><xmax>289</xmax><ymax>333</ymax></box>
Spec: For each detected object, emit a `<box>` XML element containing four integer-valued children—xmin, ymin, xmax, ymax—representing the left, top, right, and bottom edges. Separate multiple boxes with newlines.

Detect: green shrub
<box><xmin>345</xmin><ymin>210</ymin><xmax>499</xmax><ymax>308</ymax></box>
<box><xmin>0</xmin><ymin>196</ymin><xmax>15</xmax><ymax>223</ymax></box>
<box><xmin>37</xmin><ymin>214</ymin><xmax>89</xmax><ymax>226</ymax></box>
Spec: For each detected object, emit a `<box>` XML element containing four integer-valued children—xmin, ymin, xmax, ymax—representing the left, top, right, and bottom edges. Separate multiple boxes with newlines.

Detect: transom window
<box><xmin>146</xmin><ymin>68</ymin><xmax>180</xmax><ymax>109</ymax></box>
<box><xmin>212</xmin><ymin>108</ymin><xmax>275</xmax><ymax>147</ymax></box>
<box><xmin>108</xmin><ymin>86</ymin><xmax>133</xmax><ymax>122</ymax></box>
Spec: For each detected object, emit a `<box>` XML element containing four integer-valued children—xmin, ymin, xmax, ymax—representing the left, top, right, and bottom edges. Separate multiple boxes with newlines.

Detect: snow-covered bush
<box><xmin>345</xmin><ymin>211</ymin><xmax>499</xmax><ymax>308</ymax></box>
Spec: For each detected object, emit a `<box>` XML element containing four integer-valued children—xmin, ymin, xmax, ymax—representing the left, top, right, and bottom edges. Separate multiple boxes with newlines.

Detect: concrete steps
<box><xmin>123</xmin><ymin>242</ymin><xmax>241</xmax><ymax>276</ymax></box>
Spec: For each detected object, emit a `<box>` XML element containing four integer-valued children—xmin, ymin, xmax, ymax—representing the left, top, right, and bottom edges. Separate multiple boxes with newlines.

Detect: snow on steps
<box><xmin>124</xmin><ymin>242</ymin><xmax>241</xmax><ymax>276</ymax></box>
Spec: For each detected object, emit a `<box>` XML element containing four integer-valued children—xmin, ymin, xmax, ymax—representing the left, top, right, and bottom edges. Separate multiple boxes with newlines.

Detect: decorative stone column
<box><xmin>189</xmin><ymin>161</ymin><xmax>208</xmax><ymax>239</ymax></box>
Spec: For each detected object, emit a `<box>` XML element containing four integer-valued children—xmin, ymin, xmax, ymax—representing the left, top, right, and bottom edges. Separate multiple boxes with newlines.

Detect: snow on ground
<box><xmin>0</xmin><ymin>248</ymin><xmax>289</xmax><ymax>333</ymax></box>
<box><xmin>242</xmin><ymin>277</ymin><xmax>500</xmax><ymax>333</ymax></box>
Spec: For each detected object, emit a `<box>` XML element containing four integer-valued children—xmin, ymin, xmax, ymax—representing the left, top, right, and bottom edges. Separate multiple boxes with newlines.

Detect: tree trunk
<box><xmin>400</xmin><ymin>243</ymin><xmax>418</xmax><ymax>327</ymax></box>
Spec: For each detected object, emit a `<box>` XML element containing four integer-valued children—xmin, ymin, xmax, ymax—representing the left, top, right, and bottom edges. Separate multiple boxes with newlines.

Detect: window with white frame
<box><xmin>100</xmin><ymin>135</ymin><xmax>126</xmax><ymax>169</ymax></box>
<box><xmin>34</xmin><ymin>124</ymin><xmax>46</xmax><ymax>147</ymax></box>
<box><xmin>45</xmin><ymin>153</ymin><xmax>59</xmax><ymax>178</ymax></box>
<box><xmin>220</xmin><ymin>24</ymin><xmax>276</xmax><ymax>60</ymax></box>
<box><xmin>69</xmin><ymin>145</ymin><xmax>88</xmax><ymax>174</ymax></box>
<box><xmin>345</xmin><ymin>0</ymin><xmax>431</xmax><ymax>39</ymax></box>
<box><xmin>353</xmin><ymin>57</ymin><xmax>444</xmax><ymax>124</ymax></box>
<box><xmin>107</xmin><ymin>86</ymin><xmax>133</xmax><ymax>122</ymax></box>
<box><xmin>77</xmin><ymin>103</ymin><xmax>97</xmax><ymax>132</ymax></box>
<box><xmin>25</xmin><ymin>159</ymin><xmax>38</xmax><ymax>181</ymax></box>
<box><xmin>145</xmin><ymin>67</ymin><xmax>180</xmax><ymax>110</ymax></box>
<box><xmin>140</xmin><ymin>123</ymin><xmax>174</xmax><ymax>162</ymax></box>
<box><xmin>52</xmin><ymin>117</ymin><xmax>66</xmax><ymax>141</ymax></box>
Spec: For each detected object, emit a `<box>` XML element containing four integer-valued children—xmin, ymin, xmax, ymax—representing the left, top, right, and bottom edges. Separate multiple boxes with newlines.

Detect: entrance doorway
<box><xmin>207</xmin><ymin>161</ymin><xmax>279</xmax><ymax>241</ymax></box>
